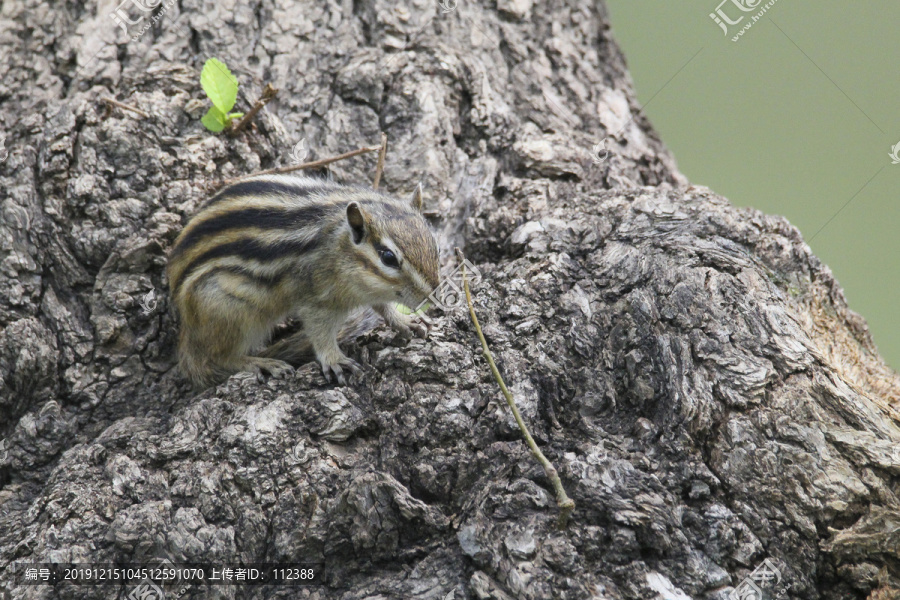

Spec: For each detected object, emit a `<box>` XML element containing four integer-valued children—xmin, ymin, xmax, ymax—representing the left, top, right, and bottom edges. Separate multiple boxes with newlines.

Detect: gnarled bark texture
<box><xmin>2</xmin><ymin>0</ymin><xmax>900</xmax><ymax>599</ymax></box>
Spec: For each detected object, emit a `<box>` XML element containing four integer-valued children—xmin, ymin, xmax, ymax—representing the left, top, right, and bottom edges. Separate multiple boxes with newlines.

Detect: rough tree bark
<box><xmin>1</xmin><ymin>0</ymin><xmax>900</xmax><ymax>599</ymax></box>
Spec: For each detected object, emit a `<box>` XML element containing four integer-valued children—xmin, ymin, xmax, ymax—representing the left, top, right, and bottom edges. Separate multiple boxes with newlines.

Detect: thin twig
<box><xmin>101</xmin><ymin>97</ymin><xmax>150</xmax><ymax>119</ymax></box>
<box><xmin>222</xmin><ymin>145</ymin><xmax>383</xmax><ymax>186</ymax></box>
<box><xmin>372</xmin><ymin>132</ymin><xmax>388</xmax><ymax>189</ymax></box>
<box><xmin>230</xmin><ymin>83</ymin><xmax>278</xmax><ymax>135</ymax></box>
<box><xmin>456</xmin><ymin>248</ymin><xmax>575</xmax><ymax>528</ymax></box>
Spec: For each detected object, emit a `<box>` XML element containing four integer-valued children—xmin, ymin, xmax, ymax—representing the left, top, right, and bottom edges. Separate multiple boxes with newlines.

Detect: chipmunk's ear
<box><xmin>408</xmin><ymin>183</ymin><xmax>424</xmax><ymax>212</ymax></box>
<box><xmin>346</xmin><ymin>202</ymin><xmax>368</xmax><ymax>244</ymax></box>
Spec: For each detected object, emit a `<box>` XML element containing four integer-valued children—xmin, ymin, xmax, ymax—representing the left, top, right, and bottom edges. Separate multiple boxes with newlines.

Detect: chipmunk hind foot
<box><xmin>242</xmin><ymin>356</ymin><xmax>295</xmax><ymax>383</ymax></box>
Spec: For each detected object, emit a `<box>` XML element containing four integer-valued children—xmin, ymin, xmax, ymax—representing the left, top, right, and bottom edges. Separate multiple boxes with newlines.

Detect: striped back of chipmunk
<box><xmin>167</xmin><ymin>175</ymin><xmax>349</xmax><ymax>303</ymax></box>
<box><xmin>167</xmin><ymin>175</ymin><xmax>438</xmax><ymax>309</ymax></box>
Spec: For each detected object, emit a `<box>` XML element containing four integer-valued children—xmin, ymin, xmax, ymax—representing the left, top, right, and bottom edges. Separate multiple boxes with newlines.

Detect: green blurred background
<box><xmin>605</xmin><ymin>0</ymin><xmax>900</xmax><ymax>370</ymax></box>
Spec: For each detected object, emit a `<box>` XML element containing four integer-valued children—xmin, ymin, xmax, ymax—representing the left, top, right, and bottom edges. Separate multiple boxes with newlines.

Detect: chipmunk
<box><xmin>167</xmin><ymin>174</ymin><xmax>440</xmax><ymax>388</ymax></box>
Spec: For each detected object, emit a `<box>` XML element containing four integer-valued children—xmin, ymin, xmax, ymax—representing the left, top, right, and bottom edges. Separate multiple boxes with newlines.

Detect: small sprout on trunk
<box><xmin>200</xmin><ymin>58</ymin><xmax>243</xmax><ymax>133</ymax></box>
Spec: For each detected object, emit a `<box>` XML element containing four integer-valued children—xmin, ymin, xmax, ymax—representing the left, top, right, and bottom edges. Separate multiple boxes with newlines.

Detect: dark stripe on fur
<box><xmin>192</xmin><ymin>264</ymin><xmax>286</xmax><ymax>290</ymax></box>
<box><xmin>202</xmin><ymin>180</ymin><xmax>328</xmax><ymax>209</ymax></box>
<box><xmin>351</xmin><ymin>247</ymin><xmax>401</xmax><ymax>284</ymax></box>
<box><xmin>170</xmin><ymin>204</ymin><xmax>332</xmax><ymax>260</ymax></box>
<box><xmin>173</xmin><ymin>235</ymin><xmax>319</xmax><ymax>295</ymax></box>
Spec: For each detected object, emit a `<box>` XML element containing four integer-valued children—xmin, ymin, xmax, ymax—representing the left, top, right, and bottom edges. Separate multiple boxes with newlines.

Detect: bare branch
<box><xmin>373</xmin><ymin>132</ymin><xmax>388</xmax><ymax>189</ymax></box>
<box><xmin>230</xmin><ymin>83</ymin><xmax>278</xmax><ymax>135</ymax></box>
<box><xmin>456</xmin><ymin>248</ymin><xmax>575</xmax><ymax>528</ymax></box>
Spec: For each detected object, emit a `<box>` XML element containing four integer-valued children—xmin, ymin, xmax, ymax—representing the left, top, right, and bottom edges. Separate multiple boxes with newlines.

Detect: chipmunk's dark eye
<box><xmin>379</xmin><ymin>249</ymin><xmax>400</xmax><ymax>269</ymax></box>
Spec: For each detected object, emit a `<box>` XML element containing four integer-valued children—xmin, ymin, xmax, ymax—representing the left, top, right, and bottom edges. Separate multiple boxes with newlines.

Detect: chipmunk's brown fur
<box><xmin>167</xmin><ymin>175</ymin><xmax>439</xmax><ymax>388</ymax></box>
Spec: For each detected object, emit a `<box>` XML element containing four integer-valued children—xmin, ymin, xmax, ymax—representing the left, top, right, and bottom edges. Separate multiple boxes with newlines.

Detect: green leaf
<box><xmin>396</xmin><ymin>301</ymin><xmax>430</xmax><ymax>315</ymax></box>
<box><xmin>226</xmin><ymin>112</ymin><xmax>244</xmax><ymax>120</ymax></box>
<box><xmin>201</xmin><ymin>106</ymin><xmax>227</xmax><ymax>132</ymax></box>
<box><xmin>201</xmin><ymin>58</ymin><xmax>238</xmax><ymax>113</ymax></box>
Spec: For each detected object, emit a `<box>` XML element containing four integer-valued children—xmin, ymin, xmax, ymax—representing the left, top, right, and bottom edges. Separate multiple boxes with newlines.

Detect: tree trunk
<box><xmin>1</xmin><ymin>0</ymin><xmax>899</xmax><ymax>599</ymax></box>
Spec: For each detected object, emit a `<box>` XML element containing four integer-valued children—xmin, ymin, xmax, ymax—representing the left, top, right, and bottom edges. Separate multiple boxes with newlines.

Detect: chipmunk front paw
<box><xmin>375</xmin><ymin>303</ymin><xmax>430</xmax><ymax>340</ymax></box>
<box><xmin>389</xmin><ymin>310</ymin><xmax>430</xmax><ymax>340</ymax></box>
<box><xmin>407</xmin><ymin>318</ymin><xmax>430</xmax><ymax>339</ymax></box>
